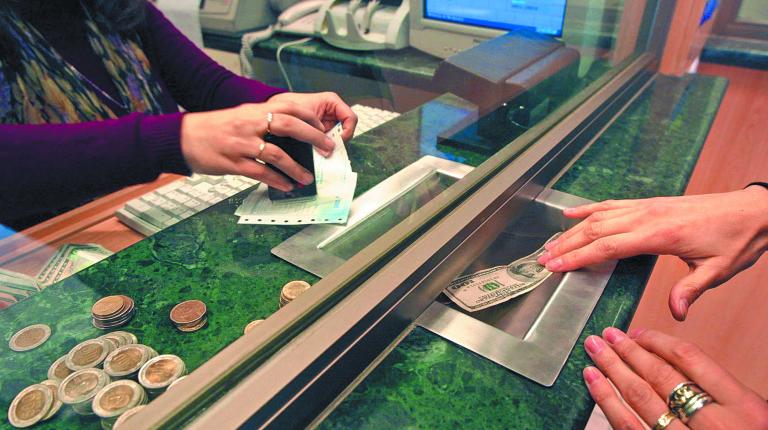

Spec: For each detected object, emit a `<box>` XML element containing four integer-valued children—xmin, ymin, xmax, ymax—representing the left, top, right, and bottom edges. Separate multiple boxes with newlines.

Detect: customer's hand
<box><xmin>537</xmin><ymin>187</ymin><xmax>768</xmax><ymax>320</ymax></box>
<box><xmin>269</xmin><ymin>91</ymin><xmax>358</xmax><ymax>141</ymax></box>
<box><xmin>583</xmin><ymin>328</ymin><xmax>768</xmax><ymax>430</ymax></box>
<box><xmin>180</xmin><ymin>101</ymin><xmax>337</xmax><ymax>191</ymax></box>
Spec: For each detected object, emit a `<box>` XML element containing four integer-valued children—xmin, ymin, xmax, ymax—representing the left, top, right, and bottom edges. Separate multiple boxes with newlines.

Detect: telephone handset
<box><xmin>276</xmin><ymin>0</ymin><xmax>328</xmax><ymax>35</ymax></box>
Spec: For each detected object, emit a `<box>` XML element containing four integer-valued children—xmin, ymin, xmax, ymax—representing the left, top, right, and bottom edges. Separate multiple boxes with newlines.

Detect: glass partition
<box><xmin>0</xmin><ymin>0</ymin><xmax>666</xmax><ymax>428</ymax></box>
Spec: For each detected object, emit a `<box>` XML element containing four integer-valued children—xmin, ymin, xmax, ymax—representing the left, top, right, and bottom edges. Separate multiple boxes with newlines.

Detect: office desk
<box><xmin>0</xmin><ymin>72</ymin><xmax>726</xmax><ymax>429</ymax></box>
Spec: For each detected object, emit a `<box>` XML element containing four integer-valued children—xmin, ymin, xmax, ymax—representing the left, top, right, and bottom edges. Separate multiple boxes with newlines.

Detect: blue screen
<box><xmin>424</xmin><ymin>0</ymin><xmax>567</xmax><ymax>37</ymax></box>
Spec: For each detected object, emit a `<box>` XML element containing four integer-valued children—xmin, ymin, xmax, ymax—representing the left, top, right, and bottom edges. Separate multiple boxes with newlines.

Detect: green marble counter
<box><xmin>319</xmin><ymin>74</ymin><xmax>728</xmax><ymax>429</ymax></box>
<box><xmin>0</xmin><ymin>73</ymin><xmax>726</xmax><ymax>429</ymax></box>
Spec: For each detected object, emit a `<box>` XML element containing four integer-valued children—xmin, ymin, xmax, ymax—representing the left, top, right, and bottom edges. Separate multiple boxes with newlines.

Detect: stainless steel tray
<box><xmin>416</xmin><ymin>188</ymin><xmax>617</xmax><ymax>386</ymax></box>
<box><xmin>271</xmin><ymin>156</ymin><xmax>474</xmax><ymax>277</ymax></box>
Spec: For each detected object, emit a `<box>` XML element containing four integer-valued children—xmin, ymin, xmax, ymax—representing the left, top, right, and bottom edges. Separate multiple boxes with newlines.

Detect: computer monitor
<box><xmin>409</xmin><ymin>0</ymin><xmax>568</xmax><ymax>58</ymax></box>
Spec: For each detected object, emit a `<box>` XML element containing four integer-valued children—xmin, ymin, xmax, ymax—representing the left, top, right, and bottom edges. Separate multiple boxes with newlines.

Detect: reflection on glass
<box><xmin>738</xmin><ymin>0</ymin><xmax>768</xmax><ymax>25</ymax></box>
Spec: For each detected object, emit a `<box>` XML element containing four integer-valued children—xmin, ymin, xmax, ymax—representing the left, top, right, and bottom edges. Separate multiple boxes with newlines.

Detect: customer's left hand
<box><xmin>269</xmin><ymin>92</ymin><xmax>358</xmax><ymax>141</ymax></box>
<box><xmin>583</xmin><ymin>328</ymin><xmax>768</xmax><ymax>430</ymax></box>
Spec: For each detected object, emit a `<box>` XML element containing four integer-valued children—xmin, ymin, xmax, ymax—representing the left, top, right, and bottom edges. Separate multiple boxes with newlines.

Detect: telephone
<box><xmin>315</xmin><ymin>0</ymin><xmax>409</xmax><ymax>50</ymax></box>
<box><xmin>277</xmin><ymin>0</ymin><xmax>327</xmax><ymax>35</ymax></box>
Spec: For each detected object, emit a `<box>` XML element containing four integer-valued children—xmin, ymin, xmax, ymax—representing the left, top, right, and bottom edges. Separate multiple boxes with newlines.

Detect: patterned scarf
<box><xmin>0</xmin><ymin>4</ymin><xmax>166</xmax><ymax>125</ymax></box>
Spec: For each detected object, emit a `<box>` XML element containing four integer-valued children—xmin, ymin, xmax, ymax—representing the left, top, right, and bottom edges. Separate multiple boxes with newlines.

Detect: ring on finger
<box><xmin>255</xmin><ymin>141</ymin><xmax>267</xmax><ymax>163</ymax></box>
<box><xmin>266</xmin><ymin>112</ymin><xmax>273</xmax><ymax>135</ymax></box>
<box><xmin>652</xmin><ymin>411</ymin><xmax>677</xmax><ymax>430</ymax></box>
<box><xmin>668</xmin><ymin>382</ymin><xmax>714</xmax><ymax>423</ymax></box>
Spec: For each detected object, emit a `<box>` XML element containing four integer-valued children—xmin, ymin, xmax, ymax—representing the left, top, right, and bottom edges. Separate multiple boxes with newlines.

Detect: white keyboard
<box><xmin>116</xmin><ymin>104</ymin><xmax>400</xmax><ymax>236</ymax></box>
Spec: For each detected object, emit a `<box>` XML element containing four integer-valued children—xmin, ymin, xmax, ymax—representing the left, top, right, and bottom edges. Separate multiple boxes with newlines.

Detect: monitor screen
<box><xmin>424</xmin><ymin>0</ymin><xmax>567</xmax><ymax>37</ymax></box>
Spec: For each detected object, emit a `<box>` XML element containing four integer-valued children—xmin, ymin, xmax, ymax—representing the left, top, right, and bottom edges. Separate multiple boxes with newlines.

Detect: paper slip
<box><xmin>236</xmin><ymin>123</ymin><xmax>359</xmax><ymax>225</ymax></box>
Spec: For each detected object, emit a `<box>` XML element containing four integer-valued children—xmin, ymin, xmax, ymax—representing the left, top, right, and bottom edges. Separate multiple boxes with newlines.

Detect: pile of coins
<box><xmin>243</xmin><ymin>319</ymin><xmax>264</xmax><ymax>335</ymax></box>
<box><xmin>169</xmin><ymin>300</ymin><xmax>208</xmax><ymax>332</ymax></box>
<box><xmin>279</xmin><ymin>281</ymin><xmax>311</xmax><ymax>308</ymax></box>
<box><xmin>92</xmin><ymin>295</ymin><xmax>135</xmax><ymax>330</ymax></box>
<box><xmin>8</xmin><ymin>330</ymin><xmax>186</xmax><ymax>429</ymax></box>
<box><xmin>8</xmin><ymin>324</ymin><xmax>51</xmax><ymax>352</ymax></box>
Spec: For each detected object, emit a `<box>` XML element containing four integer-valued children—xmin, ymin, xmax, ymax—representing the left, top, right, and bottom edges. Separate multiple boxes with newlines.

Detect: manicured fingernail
<box><xmin>679</xmin><ymin>299</ymin><xmax>689</xmax><ymax>319</ymax></box>
<box><xmin>325</xmin><ymin>137</ymin><xmax>336</xmax><ymax>149</ymax></box>
<box><xmin>537</xmin><ymin>252</ymin><xmax>551</xmax><ymax>264</ymax></box>
<box><xmin>583</xmin><ymin>367</ymin><xmax>600</xmax><ymax>384</ymax></box>
<box><xmin>544</xmin><ymin>240</ymin><xmax>559</xmax><ymax>251</ymax></box>
<box><xmin>628</xmin><ymin>328</ymin><xmax>646</xmax><ymax>339</ymax></box>
<box><xmin>603</xmin><ymin>327</ymin><xmax>626</xmax><ymax>344</ymax></box>
<box><xmin>546</xmin><ymin>258</ymin><xmax>563</xmax><ymax>271</ymax></box>
<box><xmin>320</xmin><ymin>149</ymin><xmax>332</xmax><ymax>158</ymax></box>
<box><xmin>564</xmin><ymin>207</ymin><xmax>577</xmax><ymax>215</ymax></box>
<box><xmin>584</xmin><ymin>335</ymin><xmax>604</xmax><ymax>355</ymax></box>
<box><xmin>301</xmin><ymin>171</ymin><xmax>314</xmax><ymax>185</ymax></box>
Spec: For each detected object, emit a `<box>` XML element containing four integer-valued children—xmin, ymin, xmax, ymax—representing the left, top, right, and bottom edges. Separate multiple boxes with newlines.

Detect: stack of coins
<box><xmin>7</xmin><ymin>384</ymin><xmax>56</xmax><ymax>428</ymax></box>
<box><xmin>104</xmin><ymin>345</ymin><xmax>158</xmax><ymax>380</ymax></box>
<box><xmin>279</xmin><ymin>281</ymin><xmax>311</xmax><ymax>307</ymax></box>
<box><xmin>92</xmin><ymin>296</ymin><xmax>135</xmax><ymax>330</ymax></box>
<box><xmin>65</xmin><ymin>338</ymin><xmax>114</xmax><ymax>371</ymax></box>
<box><xmin>39</xmin><ymin>380</ymin><xmax>63</xmax><ymax>421</ymax></box>
<box><xmin>58</xmin><ymin>368</ymin><xmax>111</xmax><ymax>415</ymax></box>
<box><xmin>92</xmin><ymin>380</ymin><xmax>148</xmax><ymax>429</ymax></box>
<box><xmin>138</xmin><ymin>354</ymin><xmax>187</xmax><ymax>396</ymax></box>
<box><xmin>169</xmin><ymin>300</ymin><xmax>207</xmax><ymax>332</ymax></box>
<box><xmin>243</xmin><ymin>319</ymin><xmax>264</xmax><ymax>335</ymax></box>
<box><xmin>8</xmin><ymin>324</ymin><xmax>51</xmax><ymax>352</ymax></box>
<box><xmin>112</xmin><ymin>405</ymin><xmax>146</xmax><ymax>430</ymax></box>
<box><xmin>47</xmin><ymin>355</ymin><xmax>74</xmax><ymax>382</ymax></box>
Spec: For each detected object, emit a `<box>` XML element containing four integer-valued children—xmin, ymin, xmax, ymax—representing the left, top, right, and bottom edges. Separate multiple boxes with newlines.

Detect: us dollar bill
<box><xmin>443</xmin><ymin>232</ymin><xmax>562</xmax><ymax>312</ymax></box>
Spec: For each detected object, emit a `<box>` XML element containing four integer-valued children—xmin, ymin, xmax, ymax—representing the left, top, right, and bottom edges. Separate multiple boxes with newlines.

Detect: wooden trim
<box><xmin>0</xmin><ymin>174</ymin><xmax>182</xmax><ymax>265</ymax></box>
<box><xmin>713</xmin><ymin>0</ymin><xmax>768</xmax><ymax>40</ymax></box>
<box><xmin>611</xmin><ymin>0</ymin><xmax>648</xmax><ymax>66</ymax></box>
<box><xmin>659</xmin><ymin>1</ymin><xmax>711</xmax><ymax>76</ymax></box>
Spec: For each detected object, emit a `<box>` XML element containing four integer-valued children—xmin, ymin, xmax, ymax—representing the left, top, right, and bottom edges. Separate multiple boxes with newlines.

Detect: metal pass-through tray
<box><xmin>272</xmin><ymin>156</ymin><xmax>474</xmax><ymax>277</ymax></box>
<box><xmin>416</xmin><ymin>189</ymin><xmax>617</xmax><ymax>386</ymax></box>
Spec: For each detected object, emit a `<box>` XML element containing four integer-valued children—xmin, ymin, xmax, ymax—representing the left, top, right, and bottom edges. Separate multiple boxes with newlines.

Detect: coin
<box><xmin>8</xmin><ymin>384</ymin><xmax>54</xmax><ymax>428</ymax></box>
<box><xmin>99</xmin><ymin>333</ymin><xmax>123</xmax><ymax>349</ymax></box>
<box><xmin>279</xmin><ymin>280</ymin><xmax>311</xmax><ymax>307</ymax></box>
<box><xmin>175</xmin><ymin>316</ymin><xmax>208</xmax><ymax>333</ymax></box>
<box><xmin>138</xmin><ymin>355</ymin><xmax>186</xmax><ymax>391</ymax></box>
<box><xmin>39</xmin><ymin>380</ymin><xmax>62</xmax><ymax>421</ymax></box>
<box><xmin>170</xmin><ymin>300</ymin><xmax>207</xmax><ymax>325</ymax></box>
<box><xmin>47</xmin><ymin>355</ymin><xmax>74</xmax><ymax>382</ymax></box>
<box><xmin>113</xmin><ymin>405</ymin><xmax>146</xmax><ymax>430</ymax></box>
<box><xmin>9</xmin><ymin>324</ymin><xmax>51</xmax><ymax>352</ymax></box>
<box><xmin>103</xmin><ymin>345</ymin><xmax>151</xmax><ymax>378</ymax></box>
<box><xmin>65</xmin><ymin>338</ymin><xmax>113</xmax><ymax>370</ymax></box>
<box><xmin>58</xmin><ymin>368</ymin><xmax>111</xmax><ymax>415</ymax></box>
<box><xmin>92</xmin><ymin>296</ymin><xmax>125</xmax><ymax>318</ymax></box>
<box><xmin>166</xmin><ymin>375</ymin><xmax>187</xmax><ymax>391</ymax></box>
<box><xmin>111</xmin><ymin>331</ymin><xmax>138</xmax><ymax>345</ymax></box>
<box><xmin>92</xmin><ymin>380</ymin><xmax>147</xmax><ymax>419</ymax></box>
<box><xmin>243</xmin><ymin>319</ymin><xmax>264</xmax><ymax>335</ymax></box>
<box><xmin>92</xmin><ymin>296</ymin><xmax>135</xmax><ymax>330</ymax></box>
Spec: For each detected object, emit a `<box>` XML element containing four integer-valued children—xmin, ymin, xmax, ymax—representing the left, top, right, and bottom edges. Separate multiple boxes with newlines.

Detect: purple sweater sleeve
<box><xmin>143</xmin><ymin>4</ymin><xmax>286</xmax><ymax>111</ymax></box>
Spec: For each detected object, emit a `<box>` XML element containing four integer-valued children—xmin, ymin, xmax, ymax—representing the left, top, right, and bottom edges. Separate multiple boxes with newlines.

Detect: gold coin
<box><xmin>92</xmin><ymin>296</ymin><xmax>126</xmax><ymax>318</ymax></box>
<box><xmin>92</xmin><ymin>380</ymin><xmax>145</xmax><ymax>419</ymax></box>
<box><xmin>170</xmin><ymin>300</ymin><xmax>207</xmax><ymax>325</ymax></box>
<box><xmin>39</xmin><ymin>380</ymin><xmax>62</xmax><ymax>421</ymax></box>
<box><xmin>8</xmin><ymin>384</ymin><xmax>53</xmax><ymax>428</ymax></box>
<box><xmin>47</xmin><ymin>356</ymin><xmax>74</xmax><ymax>382</ymax></box>
<box><xmin>280</xmin><ymin>281</ymin><xmax>311</xmax><ymax>302</ymax></box>
<box><xmin>66</xmin><ymin>339</ymin><xmax>111</xmax><ymax>370</ymax></box>
<box><xmin>58</xmin><ymin>368</ymin><xmax>110</xmax><ymax>405</ymax></box>
<box><xmin>138</xmin><ymin>355</ymin><xmax>186</xmax><ymax>390</ymax></box>
<box><xmin>9</xmin><ymin>324</ymin><xmax>51</xmax><ymax>352</ymax></box>
<box><xmin>243</xmin><ymin>319</ymin><xmax>264</xmax><ymax>335</ymax></box>
<box><xmin>176</xmin><ymin>316</ymin><xmax>207</xmax><ymax>333</ymax></box>
<box><xmin>104</xmin><ymin>345</ymin><xmax>149</xmax><ymax>377</ymax></box>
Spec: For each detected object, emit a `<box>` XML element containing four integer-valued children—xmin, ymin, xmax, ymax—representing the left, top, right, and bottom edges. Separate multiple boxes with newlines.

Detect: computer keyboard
<box><xmin>116</xmin><ymin>104</ymin><xmax>400</xmax><ymax>236</ymax></box>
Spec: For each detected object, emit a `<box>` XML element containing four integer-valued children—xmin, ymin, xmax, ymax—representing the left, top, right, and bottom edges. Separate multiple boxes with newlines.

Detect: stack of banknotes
<box><xmin>443</xmin><ymin>233</ymin><xmax>562</xmax><ymax>312</ymax></box>
<box><xmin>235</xmin><ymin>123</ymin><xmax>358</xmax><ymax>225</ymax></box>
<box><xmin>36</xmin><ymin>243</ymin><xmax>113</xmax><ymax>287</ymax></box>
<box><xmin>0</xmin><ymin>269</ymin><xmax>41</xmax><ymax>309</ymax></box>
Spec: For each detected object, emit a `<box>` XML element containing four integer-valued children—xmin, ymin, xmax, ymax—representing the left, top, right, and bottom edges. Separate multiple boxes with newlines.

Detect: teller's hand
<box><xmin>537</xmin><ymin>187</ymin><xmax>768</xmax><ymax>320</ymax></box>
<box><xmin>269</xmin><ymin>91</ymin><xmax>358</xmax><ymax>142</ymax></box>
<box><xmin>583</xmin><ymin>328</ymin><xmax>768</xmax><ymax>430</ymax></box>
<box><xmin>180</xmin><ymin>102</ymin><xmax>336</xmax><ymax>192</ymax></box>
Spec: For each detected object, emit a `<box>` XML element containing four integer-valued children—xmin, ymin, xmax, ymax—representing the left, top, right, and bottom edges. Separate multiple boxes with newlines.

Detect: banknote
<box><xmin>36</xmin><ymin>244</ymin><xmax>113</xmax><ymax>287</ymax></box>
<box><xmin>0</xmin><ymin>268</ymin><xmax>41</xmax><ymax>305</ymax></box>
<box><xmin>443</xmin><ymin>232</ymin><xmax>562</xmax><ymax>312</ymax></box>
<box><xmin>236</xmin><ymin>123</ymin><xmax>358</xmax><ymax>225</ymax></box>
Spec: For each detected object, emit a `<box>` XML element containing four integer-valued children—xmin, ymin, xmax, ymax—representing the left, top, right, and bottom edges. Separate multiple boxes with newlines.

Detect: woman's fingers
<box><xmin>264</xmin><ymin>101</ymin><xmax>325</xmax><ymax>132</ymax></box>
<box><xmin>631</xmin><ymin>329</ymin><xmax>752</xmax><ymax>404</ymax></box>
<box><xmin>542</xmin><ymin>232</ymin><xmax>648</xmax><ymax>272</ymax></box>
<box><xmin>540</xmin><ymin>210</ymin><xmax>640</xmax><ymax>264</ymax></box>
<box><xmin>269</xmin><ymin>113</ymin><xmax>335</xmax><ymax>154</ymax></box>
<box><xmin>584</xmin><ymin>336</ymin><xmax>687</xmax><ymax>429</ymax></box>
<box><xmin>251</xmin><ymin>141</ymin><xmax>314</xmax><ymax>186</ymax></box>
<box><xmin>667</xmin><ymin>266</ymin><xmax>723</xmax><ymax>321</ymax></box>
<box><xmin>563</xmin><ymin>198</ymin><xmax>647</xmax><ymax>218</ymax></box>
<box><xmin>582</xmin><ymin>367</ymin><xmax>648</xmax><ymax>430</ymax></box>
<box><xmin>235</xmin><ymin>158</ymin><xmax>293</xmax><ymax>192</ymax></box>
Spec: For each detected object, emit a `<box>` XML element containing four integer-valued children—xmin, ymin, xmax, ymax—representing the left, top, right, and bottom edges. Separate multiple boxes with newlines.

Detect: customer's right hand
<box><xmin>538</xmin><ymin>186</ymin><xmax>768</xmax><ymax>320</ymax></box>
<box><xmin>180</xmin><ymin>101</ymin><xmax>337</xmax><ymax>192</ymax></box>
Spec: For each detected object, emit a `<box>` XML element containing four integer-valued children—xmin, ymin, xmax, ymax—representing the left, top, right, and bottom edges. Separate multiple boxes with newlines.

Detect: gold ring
<box><xmin>668</xmin><ymin>382</ymin><xmax>713</xmax><ymax>423</ymax></box>
<box><xmin>266</xmin><ymin>112</ymin><xmax>273</xmax><ymax>135</ymax></box>
<box><xmin>255</xmin><ymin>141</ymin><xmax>267</xmax><ymax>162</ymax></box>
<box><xmin>652</xmin><ymin>411</ymin><xmax>677</xmax><ymax>430</ymax></box>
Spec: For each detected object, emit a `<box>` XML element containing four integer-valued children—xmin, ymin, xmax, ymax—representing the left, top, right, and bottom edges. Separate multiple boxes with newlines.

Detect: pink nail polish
<box><xmin>583</xmin><ymin>367</ymin><xmax>600</xmax><ymax>384</ymax></box>
<box><xmin>628</xmin><ymin>328</ymin><xmax>646</xmax><ymax>339</ymax></box>
<box><xmin>546</xmin><ymin>258</ymin><xmax>563</xmax><ymax>271</ymax></box>
<box><xmin>603</xmin><ymin>327</ymin><xmax>626</xmax><ymax>344</ymax></box>
<box><xmin>564</xmin><ymin>208</ymin><xmax>576</xmax><ymax>215</ymax></box>
<box><xmin>538</xmin><ymin>252</ymin><xmax>551</xmax><ymax>264</ymax></box>
<box><xmin>544</xmin><ymin>240</ymin><xmax>558</xmax><ymax>251</ymax></box>
<box><xmin>584</xmin><ymin>336</ymin><xmax>604</xmax><ymax>354</ymax></box>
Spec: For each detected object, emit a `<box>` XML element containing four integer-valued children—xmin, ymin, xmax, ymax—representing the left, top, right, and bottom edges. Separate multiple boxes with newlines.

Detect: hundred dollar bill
<box><xmin>36</xmin><ymin>244</ymin><xmax>113</xmax><ymax>287</ymax></box>
<box><xmin>443</xmin><ymin>232</ymin><xmax>562</xmax><ymax>312</ymax></box>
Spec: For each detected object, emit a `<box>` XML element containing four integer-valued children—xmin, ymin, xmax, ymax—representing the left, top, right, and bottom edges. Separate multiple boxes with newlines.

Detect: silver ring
<box><xmin>255</xmin><ymin>141</ymin><xmax>267</xmax><ymax>163</ymax></box>
<box><xmin>668</xmin><ymin>382</ymin><xmax>713</xmax><ymax>423</ymax></box>
<box><xmin>266</xmin><ymin>112</ymin><xmax>273</xmax><ymax>135</ymax></box>
<box><xmin>652</xmin><ymin>411</ymin><xmax>677</xmax><ymax>430</ymax></box>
